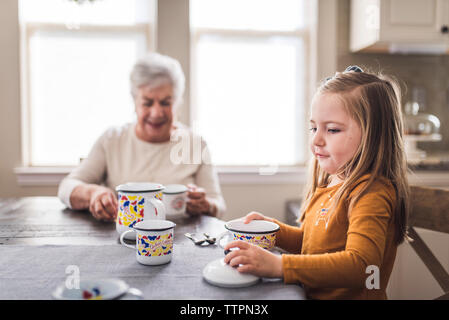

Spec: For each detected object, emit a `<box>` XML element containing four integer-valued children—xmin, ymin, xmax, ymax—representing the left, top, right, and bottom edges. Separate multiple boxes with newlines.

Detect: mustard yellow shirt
<box><xmin>275</xmin><ymin>175</ymin><xmax>397</xmax><ymax>300</ymax></box>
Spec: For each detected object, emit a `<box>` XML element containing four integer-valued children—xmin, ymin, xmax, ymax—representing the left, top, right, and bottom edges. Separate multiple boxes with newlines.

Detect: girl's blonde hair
<box><xmin>300</xmin><ymin>66</ymin><xmax>410</xmax><ymax>245</ymax></box>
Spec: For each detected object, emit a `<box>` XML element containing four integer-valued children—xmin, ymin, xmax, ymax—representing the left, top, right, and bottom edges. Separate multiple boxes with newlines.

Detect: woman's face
<box><xmin>309</xmin><ymin>92</ymin><xmax>362</xmax><ymax>176</ymax></box>
<box><xmin>134</xmin><ymin>83</ymin><xmax>174</xmax><ymax>143</ymax></box>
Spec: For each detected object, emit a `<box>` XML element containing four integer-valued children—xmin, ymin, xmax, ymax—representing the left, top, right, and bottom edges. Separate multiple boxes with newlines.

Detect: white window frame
<box><xmin>190</xmin><ymin>19</ymin><xmax>313</xmax><ymax>171</ymax></box>
<box><xmin>19</xmin><ymin>22</ymin><xmax>154</xmax><ymax>168</ymax></box>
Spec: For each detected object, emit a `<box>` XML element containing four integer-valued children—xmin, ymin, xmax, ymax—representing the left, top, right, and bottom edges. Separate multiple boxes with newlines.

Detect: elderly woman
<box><xmin>58</xmin><ymin>53</ymin><xmax>226</xmax><ymax>221</ymax></box>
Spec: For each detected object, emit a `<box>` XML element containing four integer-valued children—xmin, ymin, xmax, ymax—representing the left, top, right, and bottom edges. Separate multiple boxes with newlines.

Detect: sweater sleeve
<box><xmin>57</xmin><ymin>132</ymin><xmax>108</xmax><ymax>209</ymax></box>
<box><xmin>282</xmin><ymin>188</ymin><xmax>394</xmax><ymax>288</ymax></box>
<box><xmin>194</xmin><ymin>140</ymin><xmax>226</xmax><ymax>218</ymax></box>
<box><xmin>272</xmin><ymin>219</ymin><xmax>305</xmax><ymax>254</ymax></box>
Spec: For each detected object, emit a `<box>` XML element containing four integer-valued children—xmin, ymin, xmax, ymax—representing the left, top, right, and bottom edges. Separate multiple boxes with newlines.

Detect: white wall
<box><xmin>387</xmin><ymin>228</ymin><xmax>449</xmax><ymax>299</ymax></box>
<box><xmin>156</xmin><ymin>0</ymin><xmax>191</xmax><ymax>126</ymax></box>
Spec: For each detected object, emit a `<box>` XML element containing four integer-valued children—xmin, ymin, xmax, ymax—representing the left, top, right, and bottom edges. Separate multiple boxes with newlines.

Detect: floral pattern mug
<box><xmin>116</xmin><ymin>182</ymin><xmax>166</xmax><ymax>240</ymax></box>
<box><xmin>120</xmin><ymin>220</ymin><xmax>176</xmax><ymax>266</ymax></box>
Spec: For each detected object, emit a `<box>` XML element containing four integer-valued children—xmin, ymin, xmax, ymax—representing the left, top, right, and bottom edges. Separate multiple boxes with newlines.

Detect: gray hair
<box><xmin>130</xmin><ymin>52</ymin><xmax>185</xmax><ymax>107</ymax></box>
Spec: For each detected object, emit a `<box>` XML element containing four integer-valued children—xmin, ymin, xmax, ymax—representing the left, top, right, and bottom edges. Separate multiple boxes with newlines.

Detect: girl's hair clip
<box><xmin>325</xmin><ymin>66</ymin><xmax>363</xmax><ymax>82</ymax></box>
<box><xmin>345</xmin><ymin>65</ymin><xmax>363</xmax><ymax>73</ymax></box>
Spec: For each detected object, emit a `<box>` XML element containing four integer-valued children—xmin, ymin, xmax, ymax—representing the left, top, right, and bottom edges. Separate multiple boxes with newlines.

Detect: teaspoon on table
<box><xmin>184</xmin><ymin>233</ymin><xmax>207</xmax><ymax>245</ymax></box>
<box><xmin>203</xmin><ymin>233</ymin><xmax>217</xmax><ymax>244</ymax></box>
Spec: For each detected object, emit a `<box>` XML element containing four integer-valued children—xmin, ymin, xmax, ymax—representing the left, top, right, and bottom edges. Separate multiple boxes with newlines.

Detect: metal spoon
<box><xmin>203</xmin><ymin>232</ymin><xmax>216</xmax><ymax>244</ymax></box>
<box><xmin>184</xmin><ymin>233</ymin><xmax>207</xmax><ymax>245</ymax></box>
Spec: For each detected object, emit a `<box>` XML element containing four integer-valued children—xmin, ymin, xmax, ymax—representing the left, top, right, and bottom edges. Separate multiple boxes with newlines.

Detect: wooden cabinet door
<box><xmin>380</xmin><ymin>0</ymin><xmax>449</xmax><ymax>43</ymax></box>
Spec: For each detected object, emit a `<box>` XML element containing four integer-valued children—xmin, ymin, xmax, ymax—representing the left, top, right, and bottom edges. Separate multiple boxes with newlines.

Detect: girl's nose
<box><xmin>312</xmin><ymin>129</ymin><xmax>325</xmax><ymax>147</ymax></box>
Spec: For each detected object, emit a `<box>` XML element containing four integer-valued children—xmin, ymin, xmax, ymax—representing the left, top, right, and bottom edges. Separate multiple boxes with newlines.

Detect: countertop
<box><xmin>408</xmin><ymin>154</ymin><xmax>449</xmax><ymax>171</ymax></box>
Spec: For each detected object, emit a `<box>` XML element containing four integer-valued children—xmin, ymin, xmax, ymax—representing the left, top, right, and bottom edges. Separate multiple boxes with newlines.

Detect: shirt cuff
<box><xmin>206</xmin><ymin>196</ymin><xmax>225</xmax><ymax>218</ymax></box>
<box><xmin>57</xmin><ymin>178</ymin><xmax>85</xmax><ymax>209</ymax></box>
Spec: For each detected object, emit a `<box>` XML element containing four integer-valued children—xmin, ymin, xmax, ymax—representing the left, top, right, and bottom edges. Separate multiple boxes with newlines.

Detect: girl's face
<box><xmin>309</xmin><ymin>92</ymin><xmax>362</xmax><ymax>176</ymax></box>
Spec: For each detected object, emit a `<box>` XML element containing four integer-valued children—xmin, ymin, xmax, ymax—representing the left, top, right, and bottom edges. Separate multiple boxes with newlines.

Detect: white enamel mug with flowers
<box><xmin>162</xmin><ymin>184</ymin><xmax>188</xmax><ymax>218</ymax></box>
<box><xmin>116</xmin><ymin>182</ymin><xmax>166</xmax><ymax>240</ymax></box>
<box><xmin>219</xmin><ymin>219</ymin><xmax>280</xmax><ymax>250</ymax></box>
<box><xmin>120</xmin><ymin>220</ymin><xmax>176</xmax><ymax>266</ymax></box>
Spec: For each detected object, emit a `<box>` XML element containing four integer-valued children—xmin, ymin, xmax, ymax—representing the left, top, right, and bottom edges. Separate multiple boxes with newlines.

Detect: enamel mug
<box><xmin>218</xmin><ymin>219</ymin><xmax>280</xmax><ymax>251</ymax></box>
<box><xmin>116</xmin><ymin>182</ymin><xmax>166</xmax><ymax>240</ymax></box>
<box><xmin>162</xmin><ymin>184</ymin><xmax>188</xmax><ymax>218</ymax></box>
<box><xmin>120</xmin><ymin>220</ymin><xmax>176</xmax><ymax>266</ymax></box>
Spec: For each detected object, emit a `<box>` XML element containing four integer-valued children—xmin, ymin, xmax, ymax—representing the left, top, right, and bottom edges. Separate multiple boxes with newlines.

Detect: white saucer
<box><xmin>52</xmin><ymin>278</ymin><xmax>129</xmax><ymax>300</ymax></box>
<box><xmin>202</xmin><ymin>258</ymin><xmax>260</xmax><ymax>288</ymax></box>
<box><xmin>119</xmin><ymin>287</ymin><xmax>144</xmax><ymax>300</ymax></box>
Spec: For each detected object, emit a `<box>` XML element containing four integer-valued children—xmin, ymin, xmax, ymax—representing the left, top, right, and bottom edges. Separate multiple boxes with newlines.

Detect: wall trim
<box><xmin>14</xmin><ymin>166</ymin><xmax>309</xmax><ymax>186</ymax></box>
<box><xmin>14</xmin><ymin>167</ymin><xmax>73</xmax><ymax>186</ymax></box>
<box><xmin>14</xmin><ymin>166</ymin><xmax>449</xmax><ymax>188</ymax></box>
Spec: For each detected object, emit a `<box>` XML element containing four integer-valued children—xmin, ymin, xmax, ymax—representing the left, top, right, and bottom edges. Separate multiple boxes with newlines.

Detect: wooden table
<box><xmin>0</xmin><ymin>197</ymin><xmax>306</xmax><ymax>300</ymax></box>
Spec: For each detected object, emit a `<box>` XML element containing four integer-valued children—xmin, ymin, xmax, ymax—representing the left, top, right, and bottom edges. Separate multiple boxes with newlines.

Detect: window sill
<box><xmin>14</xmin><ymin>166</ymin><xmax>449</xmax><ymax>188</ymax></box>
<box><xmin>14</xmin><ymin>166</ymin><xmax>75</xmax><ymax>186</ymax></box>
<box><xmin>14</xmin><ymin>165</ymin><xmax>309</xmax><ymax>187</ymax></box>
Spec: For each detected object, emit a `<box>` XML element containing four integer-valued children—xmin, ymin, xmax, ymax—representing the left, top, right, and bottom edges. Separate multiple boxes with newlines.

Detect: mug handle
<box><xmin>217</xmin><ymin>230</ymin><xmax>232</xmax><ymax>249</ymax></box>
<box><xmin>149</xmin><ymin>198</ymin><xmax>166</xmax><ymax>220</ymax></box>
<box><xmin>120</xmin><ymin>230</ymin><xmax>136</xmax><ymax>249</ymax></box>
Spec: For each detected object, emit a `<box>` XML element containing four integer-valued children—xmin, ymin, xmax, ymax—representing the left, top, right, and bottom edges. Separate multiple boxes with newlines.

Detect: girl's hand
<box><xmin>223</xmin><ymin>240</ymin><xmax>283</xmax><ymax>278</ymax></box>
<box><xmin>243</xmin><ymin>211</ymin><xmax>275</xmax><ymax>224</ymax></box>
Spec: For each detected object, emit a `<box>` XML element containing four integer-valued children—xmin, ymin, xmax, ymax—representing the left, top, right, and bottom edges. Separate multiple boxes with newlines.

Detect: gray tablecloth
<box><xmin>0</xmin><ymin>243</ymin><xmax>306</xmax><ymax>300</ymax></box>
<box><xmin>0</xmin><ymin>197</ymin><xmax>306</xmax><ymax>300</ymax></box>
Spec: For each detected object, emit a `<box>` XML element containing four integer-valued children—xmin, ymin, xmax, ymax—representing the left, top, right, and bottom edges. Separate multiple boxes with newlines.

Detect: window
<box><xmin>190</xmin><ymin>0</ymin><xmax>312</xmax><ymax>167</ymax></box>
<box><xmin>19</xmin><ymin>0</ymin><xmax>155</xmax><ymax>166</ymax></box>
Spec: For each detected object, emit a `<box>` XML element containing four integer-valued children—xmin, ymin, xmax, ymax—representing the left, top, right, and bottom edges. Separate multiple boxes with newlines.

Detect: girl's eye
<box><xmin>309</xmin><ymin>127</ymin><xmax>317</xmax><ymax>133</ymax></box>
<box><xmin>328</xmin><ymin>128</ymin><xmax>341</xmax><ymax>133</ymax></box>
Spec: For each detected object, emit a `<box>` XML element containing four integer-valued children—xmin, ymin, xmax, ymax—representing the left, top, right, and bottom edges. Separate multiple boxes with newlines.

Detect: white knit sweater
<box><xmin>57</xmin><ymin>122</ymin><xmax>226</xmax><ymax>217</ymax></box>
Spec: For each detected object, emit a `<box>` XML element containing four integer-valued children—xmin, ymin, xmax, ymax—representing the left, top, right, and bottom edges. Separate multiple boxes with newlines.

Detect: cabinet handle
<box><xmin>441</xmin><ymin>25</ymin><xmax>449</xmax><ymax>34</ymax></box>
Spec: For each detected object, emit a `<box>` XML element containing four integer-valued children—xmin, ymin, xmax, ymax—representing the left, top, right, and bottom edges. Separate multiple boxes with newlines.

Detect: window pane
<box><xmin>29</xmin><ymin>30</ymin><xmax>144</xmax><ymax>165</ymax></box>
<box><xmin>191</xmin><ymin>0</ymin><xmax>306</xmax><ymax>31</ymax></box>
<box><xmin>194</xmin><ymin>35</ymin><xmax>305</xmax><ymax>166</ymax></box>
<box><xmin>19</xmin><ymin>0</ymin><xmax>154</xmax><ymax>26</ymax></box>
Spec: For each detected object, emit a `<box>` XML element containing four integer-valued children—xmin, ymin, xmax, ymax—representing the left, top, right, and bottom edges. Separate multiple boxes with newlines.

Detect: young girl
<box><xmin>224</xmin><ymin>66</ymin><xmax>410</xmax><ymax>300</ymax></box>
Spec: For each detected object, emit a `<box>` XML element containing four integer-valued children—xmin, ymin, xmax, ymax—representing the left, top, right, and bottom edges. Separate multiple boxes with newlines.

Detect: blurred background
<box><xmin>1</xmin><ymin>0</ymin><xmax>449</xmax><ymax>299</ymax></box>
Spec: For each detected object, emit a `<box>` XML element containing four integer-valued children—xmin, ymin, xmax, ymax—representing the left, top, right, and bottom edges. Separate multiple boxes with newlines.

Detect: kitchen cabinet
<box><xmin>350</xmin><ymin>0</ymin><xmax>449</xmax><ymax>53</ymax></box>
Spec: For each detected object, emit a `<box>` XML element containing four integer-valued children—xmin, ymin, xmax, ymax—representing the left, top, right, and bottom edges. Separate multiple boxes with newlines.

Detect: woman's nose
<box><xmin>149</xmin><ymin>102</ymin><xmax>165</xmax><ymax>117</ymax></box>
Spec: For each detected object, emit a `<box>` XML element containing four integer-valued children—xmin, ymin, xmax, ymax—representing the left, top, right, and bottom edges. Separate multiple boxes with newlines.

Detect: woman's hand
<box><xmin>223</xmin><ymin>241</ymin><xmax>283</xmax><ymax>278</ymax></box>
<box><xmin>88</xmin><ymin>186</ymin><xmax>118</xmax><ymax>222</ymax></box>
<box><xmin>242</xmin><ymin>211</ymin><xmax>275</xmax><ymax>224</ymax></box>
<box><xmin>186</xmin><ymin>184</ymin><xmax>213</xmax><ymax>216</ymax></box>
